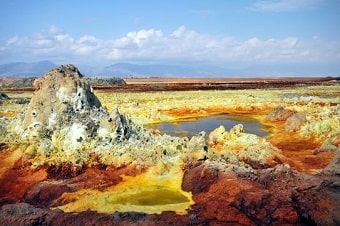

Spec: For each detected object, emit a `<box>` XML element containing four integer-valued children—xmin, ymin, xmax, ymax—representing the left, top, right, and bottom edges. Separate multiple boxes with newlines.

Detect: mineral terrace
<box><xmin>0</xmin><ymin>65</ymin><xmax>339</xmax><ymax>225</ymax></box>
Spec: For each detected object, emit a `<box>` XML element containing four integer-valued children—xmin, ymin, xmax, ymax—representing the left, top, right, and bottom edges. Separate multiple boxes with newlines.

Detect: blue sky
<box><xmin>1</xmin><ymin>0</ymin><xmax>340</xmax><ymax>75</ymax></box>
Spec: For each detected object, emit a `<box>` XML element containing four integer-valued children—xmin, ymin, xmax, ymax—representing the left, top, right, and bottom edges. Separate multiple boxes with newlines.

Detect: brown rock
<box><xmin>24</xmin><ymin>181</ymin><xmax>72</xmax><ymax>207</ymax></box>
<box><xmin>285</xmin><ymin>112</ymin><xmax>306</xmax><ymax>132</ymax></box>
<box><xmin>322</xmin><ymin>147</ymin><xmax>340</xmax><ymax>176</ymax></box>
<box><xmin>22</xmin><ymin>64</ymin><xmax>101</xmax><ymax>129</ymax></box>
<box><xmin>182</xmin><ymin>163</ymin><xmax>219</xmax><ymax>194</ymax></box>
<box><xmin>0</xmin><ymin>203</ymin><xmax>54</xmax><ymax>225</ymax></box>
<box><xmin>266</xmin><ymin>107</ymin><xmax>294</xmax><ymax>122</ymax></box>
<box><xmin>46</xmin><ymin>162</ymin><xmax>86</xmax><ymax>179</ymax></box>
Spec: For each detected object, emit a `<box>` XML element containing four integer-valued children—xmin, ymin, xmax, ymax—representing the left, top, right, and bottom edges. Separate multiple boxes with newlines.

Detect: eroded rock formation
<box><xmin>6</xmin><ymin>65</ymin><xmax>189</xmax><ymax>168</ymax></box>
<box><xmin>22</xmin><ymin>64</ymin><xmax>101</xmax><ymax>129</ymax></box>
<box><xmin>285</xmin><ymin>112</ymin><xmax>307</xmax><ymax>132</ymax></box>
<box><xmin>266</xmin><ymin>106</ymin><xmax>295</xmax><ymax>122</ymax></box>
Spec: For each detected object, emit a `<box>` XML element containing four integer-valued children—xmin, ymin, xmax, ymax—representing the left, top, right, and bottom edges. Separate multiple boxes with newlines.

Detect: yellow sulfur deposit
<box><xmin>54</xmin><ymin>158</ymin><xmax>194</xmax><ymax>215</ymax></box>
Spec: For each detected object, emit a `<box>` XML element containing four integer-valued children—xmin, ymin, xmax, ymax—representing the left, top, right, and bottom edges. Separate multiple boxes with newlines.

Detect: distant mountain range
<box><xmin>0</xmin><ymin>61</ymin><xmax>235</xmax><ymax>77</ymax></box>
<box><xmin>0</xmin><ymin>61</ymin><xmax>58</xmax><ymax>77</ymax></box>
<box><xmin>100</xmin><ymin>63</ymin><xmax>236</xmax><ymax>77</ymax></box>
<box><xmin>0</xmin><ymin>61</ymin><xmax>338</xmax><ymax>77</ymax></box>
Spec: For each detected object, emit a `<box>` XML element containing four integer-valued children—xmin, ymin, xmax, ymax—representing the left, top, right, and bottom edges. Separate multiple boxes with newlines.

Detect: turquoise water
<box><xmin>145</xmin><ymin>114</ymin><xmax>270</xmax><ymax>137</ymax></box>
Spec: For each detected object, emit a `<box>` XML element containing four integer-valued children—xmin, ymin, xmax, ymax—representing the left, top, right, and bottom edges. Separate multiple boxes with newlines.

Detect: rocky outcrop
<box><xmin>285</xmin><ymin>112</ymin><xmax>307</xmax><ymax>132</ymax></box>
<box><xmin>182</xmin><ymin>161</ymin><xmax>340</xmax><ymax>225</ymax></box>
<box><xmin>7</xmin><ymin>65</ymin><xmax>188</xmax><ymax>168</ymax></box>
<box><xmin>300</xmin><ymin>106</ymin><xmax>339</xmax><ymax>141</ymax></box>
<box><xmin>266</xmin><ymin>107</ymin><xmax>307</xmax><ymax>132</ymax></box>
<box><xmin>0</xmin><ymin>77</ymin><xmax>36</xmax><ymax>88</ymax></box>
<box><xmin>207</xmin><ymin>124</ymin><xmax>284</xmax><ymax>168</ymax></box>
<box><xmin>0</xmin><ymin>93</ymin><xmax>10</xmax><ymax>100</ymax></box>
<box><xmin>21</xmin><ymin>64</ymin><xmax>101</xmax><ymax>129</ymax></box>
<box><xmin>322</xmin><ymin>146</ymin><xmax>340</xmax><ymax>191</ymax></box>
<box><xmin>266</xmin><ymin>107</ymin><xmax>294</xmax><ymax>121</ymax></box>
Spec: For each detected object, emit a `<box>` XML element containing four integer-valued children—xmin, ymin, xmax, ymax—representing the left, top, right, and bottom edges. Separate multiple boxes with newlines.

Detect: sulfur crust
<box><xmin>54</xmin><ymin>157</ymin><xmax>194</xmax><ymax>215</ymax></box>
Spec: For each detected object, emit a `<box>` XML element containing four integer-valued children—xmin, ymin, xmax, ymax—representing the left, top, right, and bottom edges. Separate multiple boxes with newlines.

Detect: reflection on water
<box><xmin>146</xmin><ymin>114</ymin><xmax>270</xmax><ymax>137</ymax></box>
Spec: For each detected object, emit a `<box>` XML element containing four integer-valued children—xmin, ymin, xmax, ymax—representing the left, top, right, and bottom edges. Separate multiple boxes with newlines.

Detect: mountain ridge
<box><xmin>0</xmin><ymin>61</ymin><xmax>57</xmax><ymax>77</ymax></box>
<box><xmin>0</xmin><ymin>61</ymin><xmax>338</xmax><ymax>77</ymax></box>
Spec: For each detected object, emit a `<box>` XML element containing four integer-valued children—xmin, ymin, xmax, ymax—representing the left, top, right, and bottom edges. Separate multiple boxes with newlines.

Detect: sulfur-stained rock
<box><xmin>207</xmin><ymin>125</ymin><xmax>283</xmax><ymax>168</ymax></box>
<box><xmin>22</xmin><ymin>64</ymin><xmax>101</xmax><ymax>129</ymax></box>
<box><xmin>0</xmin><ymin>117</ymin><xmax>10</xmax><ymax>138</ymax></box>
<box><xmin>266</xmin><ymin>107</ymin><xmax>294</xmax><ymax>121</ymax></box>
<box><xmin>6</xmin><ymin>65</ymin><xmax>188</xmax><ymax>168</ymax></box>
<box><xmin>24</xmin><ymin>145</ymin><xmax>36</xmax><ymax>159</ymax></box>
<box><xmin>315</xmin><ymin>139</ymin><xmax>338</xmax><ymax>153</ymax></box>
<box><xmin>322</xmin><ymin>147</ymin><xmax>340</xmax><ymax>177</ymax></box>
<box><xmin>187</xmin><ymin>131</ymin><xmax>207</xmax><ymax>160</ymax></box>
<box><xmin>299</xmin><ymin>106</ymin><xmax>339</xmax><ymax>141</ymax></box>
<box><xmin>285</xmin><ymin>112</ymin><xmax>306</xmax><ymax>132</ymax></box>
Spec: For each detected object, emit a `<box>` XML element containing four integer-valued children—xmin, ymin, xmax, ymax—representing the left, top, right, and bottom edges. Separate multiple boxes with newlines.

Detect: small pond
<box><xmin>145</xmin><ymin>114</ymin><xmax>270</xmax><ymax>137</ymax></box>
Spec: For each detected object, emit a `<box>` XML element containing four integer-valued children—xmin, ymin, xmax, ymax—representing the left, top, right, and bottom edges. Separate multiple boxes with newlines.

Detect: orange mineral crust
<box><xmin>0</xmin><ymin>158</ymin><xmax>47</xmax><ymax>202</ymax></box>
<box><xmin>266</xmin><ymin>121</ymin><xmax>336</xmax><ymax>174</ymax></box>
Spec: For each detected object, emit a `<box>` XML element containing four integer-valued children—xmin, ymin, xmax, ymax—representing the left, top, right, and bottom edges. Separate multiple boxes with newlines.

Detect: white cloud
<box><xmin>1</xmin><ymin>25</ymin><xmax>339</xmax><ymax>67</ymax></box>
<box><xmin>6</xmin><ymin>35</ymin><xmax>19</xmax><ymax>46</ymax></box>
<box><xmin>170</xmin><ymin>25</ymin><xmax>187</xmax><ymax>38</ymax></box>
<box><xmin>231</xmin><ymin>37</ymin><xmax>300</xmax><ymax>61</ymax></box>
<box><xmin>49</xmin><ymin>25</ymin><xmax>60</xmax><ymax>34</ymax></box>
<box><xmin>251</xmin><ymin>0</ymin><xmax>323</xmax><ymax>12</ymax></box>
<box><xmin>73</xmin><ymin>35</ymin><xmax>101</xmax><ymax>55</ymax></box>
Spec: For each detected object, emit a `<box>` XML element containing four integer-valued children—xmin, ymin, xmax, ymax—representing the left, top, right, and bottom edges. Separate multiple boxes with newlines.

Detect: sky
<box><xmin>0</xmin><ymin>0</ymin><xmax>340</xmax><ymax>76</ymax></box>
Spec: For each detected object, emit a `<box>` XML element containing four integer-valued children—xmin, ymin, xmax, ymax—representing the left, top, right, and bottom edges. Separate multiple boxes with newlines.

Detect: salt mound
<box><xmin>22</xmin><ymin>64</ymin><xmax>101</xmax><ymax>129</ymax></box>
<box><xmin>8</xmin><ymin>65</ymin><xmax>187</xmax><ymax>168</ymax></box>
